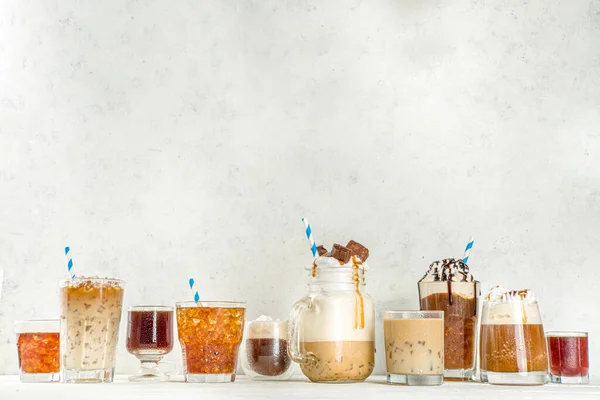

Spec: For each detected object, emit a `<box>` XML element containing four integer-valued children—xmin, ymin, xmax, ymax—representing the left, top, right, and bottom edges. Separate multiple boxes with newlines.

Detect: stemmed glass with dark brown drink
<box><xmin>126</xmin><ymin>306</ymin><xmax>174</xmax><ymax>382</ymax></box>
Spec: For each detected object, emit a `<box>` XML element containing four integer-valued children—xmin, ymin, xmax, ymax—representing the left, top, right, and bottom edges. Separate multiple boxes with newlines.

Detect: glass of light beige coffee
<box><xmin>383</xmin><ymin>310</ymin><xmax>444</xmax><ymax>386</ymax></box>
<box><xmin>288</xmin><ymin>241</ymin><xmax>375</xmax><ymax>383</ymax></box>
<box><xmin>59</xmin><ymin>278</ymin><xmax>125</xmax><ymax>383</ymax></box>
<box><xmin>479</xmin><ymin>286</ymin><xmax>548</xmax><ymax>385</ymax></box>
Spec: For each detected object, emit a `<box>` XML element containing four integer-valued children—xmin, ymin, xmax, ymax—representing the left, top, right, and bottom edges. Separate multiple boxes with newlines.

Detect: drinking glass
<box><xmin>419</xmin><ymin>280</ymin><xmax>480</xmax><ymax>380</ymax></box>
<box><xmin>240</xmin><ymin>320</ymin><xmax>294</xmax><ymax>380</ymax></box>
<box><xmin>15</xmin><ymin>320</ymin><xmax>61</xmax><ymax>383</ymax></box>
<box><xmin>59</xmin><ymin>278</ymin><xmax>125</xmax><ymax>383</ymax></box>
<box><xmin>479</xmin><ymin>290</ymin><xmax>548</xmax><ymax>385</ymax></box>
<box><xmin>176</xmin><ymin>301</ymin><xmax>246</xmax><ymax>383</ymax></box>
<box><xmin>383</xmin><ymin>311</ymin><xmax>444</xmax><ymax>386</ymax></box>
<box><xmin>547</xmin><ymin>331</ymin><xmax>589</xmax><ymax>384</ymax></box>
<box><xmin>126</xmin><ymin>306</ymin><xmax>174</xmax><ymax>382</ymax></box>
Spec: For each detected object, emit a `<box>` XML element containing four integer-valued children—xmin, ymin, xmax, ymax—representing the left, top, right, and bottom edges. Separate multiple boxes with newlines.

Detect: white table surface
<box><xmin>0</xmin><ymin>375</ymin><xmax>598</xmax><ymax>400</ymax></box>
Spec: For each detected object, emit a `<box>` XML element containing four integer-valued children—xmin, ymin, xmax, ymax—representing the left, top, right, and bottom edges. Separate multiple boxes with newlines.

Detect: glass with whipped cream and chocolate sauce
<box><xmin>480</xmin><ymin>286</ymin><xmax>548</xmax><ymax>385</ymax></box>
<box><xmin>418</xmin><ymin>259</ymin><xmax>480</xmax><ymax>381</ymax></box>
<box><xmin>288</xmin><ymin>240</ymin><xmax>375</xmax><ymax>383</ymax></box>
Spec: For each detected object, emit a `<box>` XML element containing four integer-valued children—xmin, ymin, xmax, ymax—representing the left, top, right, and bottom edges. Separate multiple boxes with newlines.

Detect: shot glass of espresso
<box><xmin>240</xmin><ymin>318</ymin><xmax>294</xmax><ymax>380</ymax></box>
<box><xmin>546</xmin><ymin>331</ymin><xmax>589</xmax><ymax>384</ymax></box>
<box><xmin>126</xmin><ymin>306</ymin><xmax>174</xmax><ymax>382</ymax></box>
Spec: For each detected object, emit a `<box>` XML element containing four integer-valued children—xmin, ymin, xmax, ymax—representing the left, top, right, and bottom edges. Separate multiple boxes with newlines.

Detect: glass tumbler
<box><xmin>59</xmin><ymin>277</ymin><xmax>125</xmax><ymax>383</ymax></box>
<box><xmin>15</xmin><ymin>320</ymin><xmax>61</xmax><ymax>383</ymax></box>
<box><xmin>547</xmin><ymin>331</ymin><xmax>589</xmax><ymax>384</ymax></box>
<box><xmin>240</xmin><ymin>320</ymin><xmax>294</xmax><ymax>380</ymax></box>
<box><xmin>479</xmin><ymin>288</ymin><xmax>548</xmax><ymax>385</ymax></box>
<box><xmin>176</xmin><ymin>301</ymin><xmax>246</xmax><ymax>383</ymax></box>
<box><xmin>419</xmin><ymin>280</ymin><xmax>480</xmax><ymax>381</ymax></box>
<box><xmin>383</xmin><ymin>311</ymin><xmax>444</xmax><ymax>386</ymax></box>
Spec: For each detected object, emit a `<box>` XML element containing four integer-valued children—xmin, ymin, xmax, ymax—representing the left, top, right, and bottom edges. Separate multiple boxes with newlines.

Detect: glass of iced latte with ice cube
<box><xmin>60</xmin><ymin>277</ymin><xmax>125</xmax><ymax>383</ymax></box>
<box><xmin>383</xmin><ymin>310</ymin><xmax>444</xmax><ymax>386</ymax></box>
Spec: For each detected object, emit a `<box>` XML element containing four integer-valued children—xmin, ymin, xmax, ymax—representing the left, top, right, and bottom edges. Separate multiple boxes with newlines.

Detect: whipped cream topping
<box><xmin>420</xmin><ymin>258</ymin><xmax>473</xmax><ymax>283</ymax></box>
<box><xmin>247</xmin><ymin>316</ymin><xmax>287</xmax><ymax>339</ymax></box>
<box><xmin>306</xmin><ymin>255</ymin><xmax>370</xmax><ymax>271</ymax></box>
<box><xmin>482</xmin><ymin>286</ymin><xmax>541</xmax><ymax>325</ymax></box>
<box><xmin>485</xmin><ymin>286</ymin><xmax>536</xmax><ymax>303</ymax></box>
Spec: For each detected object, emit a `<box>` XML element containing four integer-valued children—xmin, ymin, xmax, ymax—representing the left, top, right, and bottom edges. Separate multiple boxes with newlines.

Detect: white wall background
<box><xmin>1</xmin><ymin>0</ymin><xmax>599</xmax><ymax>377</ymax></box>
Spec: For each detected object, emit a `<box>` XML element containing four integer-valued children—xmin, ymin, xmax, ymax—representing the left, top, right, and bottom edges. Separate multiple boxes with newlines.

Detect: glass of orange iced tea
<box><xmin>15</xmin><ymin>320</ymin><xmax>61</xmax><ymax>383</ymax></box>
<box><xmin>176</xmin><ymin>301</ymin><xmax>246</xmax><ymax>383</ymax></box>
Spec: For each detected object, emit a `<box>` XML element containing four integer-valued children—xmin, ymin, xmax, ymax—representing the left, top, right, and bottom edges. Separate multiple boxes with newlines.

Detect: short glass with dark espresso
<box><xmin>241</xmin><ymin>317</ymin><xmax>294</xmax><ymax>380</ymax></box>
<box><xmin>418</xmin><ymin>258</ymin><xmax>480</xmax><ymax>381</ymax></box>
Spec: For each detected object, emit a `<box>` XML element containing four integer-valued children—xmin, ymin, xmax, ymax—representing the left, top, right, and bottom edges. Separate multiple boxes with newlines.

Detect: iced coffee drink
<box><xmin>241</xmin><ymin>316</ymin><xmax>294</xmax><ymax>380</ymax></box>
<box><xmin>418</xmin><ymin>258</ymin><xmax>480</xmax><ymax>380</ymax></box>
<box><xmin>289</xmin><ymin>240</ymin><xmax>375</xmax><ymax>383</ymax></box>
<box><xmin>384</xmin><ymin>311</ymin><xmax>444</xmax><ymax>386</ymax></box>
<box><xmin>60</xmin><ymin>278</ymin><xmax>125</xmax><ymax>383</ymax></box>
<box><xmin>480</xmin><ymin>286</ymin><xmax>548</xmax><ymax>385</ymax></box>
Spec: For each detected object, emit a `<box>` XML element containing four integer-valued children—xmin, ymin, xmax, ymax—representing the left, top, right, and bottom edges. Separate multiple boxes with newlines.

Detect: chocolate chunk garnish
<box><xmin>317</xmin><ymin>245</ymin><xmax>328</xmax><ymax>256</ymax></box>
<box><xmin>346</xmin><ymin>240</ymin><xmax>369</xmax><ymax>261</ymax></box>
<box><xmin>331</xmin><ymin>243</ymin><xmax>352</xmax><ymax>263</ymax></box>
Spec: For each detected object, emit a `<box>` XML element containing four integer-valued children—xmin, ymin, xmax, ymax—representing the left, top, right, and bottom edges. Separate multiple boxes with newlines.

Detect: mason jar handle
<box><xmin>288</xmin><ymin>297</ymin><xmax>317</xmax><ymax>364</ymax></box>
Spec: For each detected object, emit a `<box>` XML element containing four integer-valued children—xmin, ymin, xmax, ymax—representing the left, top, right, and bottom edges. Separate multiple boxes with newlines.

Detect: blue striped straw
<box><xmin>462</xmin><ymin>237</ymin><xmax>474</xmax><ymax>264</ymax></box>
<box><xmin>64</xmin><ymin>246</ymin><xmax>75</xmax><ymax>279</ymax></box>
<box><xmin>189</xmin><ymin>278</ymin><xmax>200</xmax><ymax>303</ymax></box>
<box><xmin>301</xmin><ymin>217</ymin><xmax>317</xmax><ymax>258</ymax></box>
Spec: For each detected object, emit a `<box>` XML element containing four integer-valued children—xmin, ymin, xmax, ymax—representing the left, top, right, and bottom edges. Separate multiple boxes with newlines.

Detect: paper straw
<box><xmin>189</xmin><ymin>278</ymin><xmax>199</xmax><ymax>303</ymax></box>
<box><xmin>462</xmin><ymin>237</ymin><xmax>474</xmax><ymax>264</ymax></box>
<box><xmin>64</xmin><ymin>246</ymin><xmax>75</xmax><ymax>279</ymax></box>
<box><xmin>301</xmin><ymin>217</ymin><xmax>317</xmax><ymax>258</ymax></box>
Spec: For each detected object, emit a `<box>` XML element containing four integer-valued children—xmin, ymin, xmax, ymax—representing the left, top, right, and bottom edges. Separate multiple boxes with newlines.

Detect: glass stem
<box><xmin>140</xmin><ymin>360</ymin><xmax>161</xmax><ymax>376</ymax></box>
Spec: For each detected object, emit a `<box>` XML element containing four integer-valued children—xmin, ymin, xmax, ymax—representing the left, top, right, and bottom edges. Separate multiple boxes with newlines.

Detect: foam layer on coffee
<box><xmin>247</xmin><ymin>317</ymin><xmax>288</xmax><ymax>339</ymax></box>
<box><xmin>299</xmin><ymin>295</ymin><xmax>375</xmax><ymax>342</ymax></box>
<box><xmin>481</xmin><ymin>286</ymin><xmax>542</xmax><ymax>325</ymax></box>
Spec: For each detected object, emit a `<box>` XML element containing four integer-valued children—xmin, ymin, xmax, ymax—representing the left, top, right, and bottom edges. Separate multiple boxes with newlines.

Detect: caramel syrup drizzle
<box><xmin>351</xmin><ymin>256</ymin><xmax>365</xmax><ymax>330</ymax></box>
